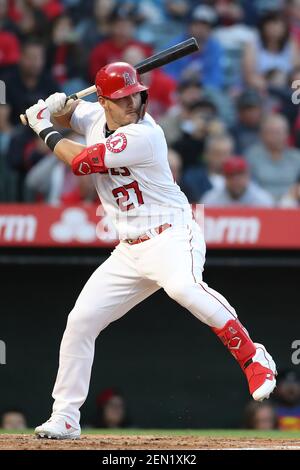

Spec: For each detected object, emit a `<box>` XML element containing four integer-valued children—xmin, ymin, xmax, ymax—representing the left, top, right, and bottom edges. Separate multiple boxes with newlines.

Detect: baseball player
<box><xmin>24</xmin><ymin>62</ymin><xmax>277</xmax><ymax>440</ymax></box>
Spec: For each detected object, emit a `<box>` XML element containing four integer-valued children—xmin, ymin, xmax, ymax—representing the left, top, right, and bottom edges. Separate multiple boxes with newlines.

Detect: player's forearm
<box><xmin>24</xmin><ymin>99</ymin><xmax>87</xmax><ymax>167</ymax></box>
<box><xmin>54</xmin><ymin>139</ymin><xmax>86</xmax><ymax>166</ymax></box>
<box><xmin>52</xmin><ymin>113</ymin><xmax>73</xmax><ymax>129</ymax></box>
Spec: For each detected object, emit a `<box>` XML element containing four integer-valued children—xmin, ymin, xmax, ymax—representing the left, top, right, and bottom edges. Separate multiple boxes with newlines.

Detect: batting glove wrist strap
<box><xmin>39</xmin><ymin>127</ymin><xmax>63</xmax><ymax>152</ymax></box>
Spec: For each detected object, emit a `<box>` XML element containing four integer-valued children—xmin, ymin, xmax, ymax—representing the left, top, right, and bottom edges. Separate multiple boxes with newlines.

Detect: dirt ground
<box><xmin>1</xmin><ymin>434</ymin><xmax>300</xmax><ymax>450</ymax></box>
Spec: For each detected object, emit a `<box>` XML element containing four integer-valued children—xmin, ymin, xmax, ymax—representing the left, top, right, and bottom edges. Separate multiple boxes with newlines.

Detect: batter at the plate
<box><xmin>24</xmin><ymin>62</ymin><xmax>277</xmax><ymax>440</ymax></box>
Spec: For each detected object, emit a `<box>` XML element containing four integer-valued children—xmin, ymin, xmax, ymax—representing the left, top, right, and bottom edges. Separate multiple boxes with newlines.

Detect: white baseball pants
<box><xmin>51</xmin><ymin>221</ymin><xmax>237</xmax><ymax>426</ymax></box>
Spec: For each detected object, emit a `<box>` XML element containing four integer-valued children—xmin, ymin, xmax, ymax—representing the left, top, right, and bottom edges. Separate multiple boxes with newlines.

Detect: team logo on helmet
<box><xmin>123</xmin><ymin>72</ymin><xmax>136</xmax><ymax>87</ymax></box>
<box><xmin>106</xmin><ymin>133</ymin><xmax>127</xmax><ymax>153</ymax></box>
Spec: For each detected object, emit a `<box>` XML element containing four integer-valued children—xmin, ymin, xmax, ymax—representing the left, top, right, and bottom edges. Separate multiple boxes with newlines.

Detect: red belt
<box><xmin>126</xmin><ymin>223</ymin><xmax>172</xmax><ymax>245</ymax></box>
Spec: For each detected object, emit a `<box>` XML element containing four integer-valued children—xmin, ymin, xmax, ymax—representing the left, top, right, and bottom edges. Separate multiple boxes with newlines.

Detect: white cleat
<box><xmin>245</xmin><ymin>343</ymin><xmax>277</xmax><ymax>402</ymax></box>
<box><xmin>35</xmin><ymin>416</ymin><xmax>81</xmax><ymax>440</ymax></box>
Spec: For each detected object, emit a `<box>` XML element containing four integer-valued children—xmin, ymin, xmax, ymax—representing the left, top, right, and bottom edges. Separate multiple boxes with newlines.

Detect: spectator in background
<box><xmin>7</xmin><ymin>128</ymin><xmax>49</xmax><ymax>201</ymax></box>
<box><xmin>173</xmin><ymin>98</ymin><xmax>226</xmax><ymax>170</ymax></box>
<box><xmin>243</xmin><ymin>11</ymin><xmax>300</xmax><ymax>93</ymax></box>
<box><xmin>288</xmin><ymin>0</ymin><xmax>300</xmax><ymax>47</ymax></box>
<box><xmin>25</xmin><ymin>131</ymin><xmax>96</xmax><ymax>204</ymax></box>
<box><xmin>213</xmin><ymin>0</ymin><xmax>256</xmax><ymax>92</ymax></box>
<box><xmin>47</xmin><ymin>14</ymin><xmax>86</xmax><ymax>87</ymax></box>
<box><xmin>167</xmin><ymin>146</ymin><xmax>196</xmax><ymax>199</ymax></box>
<box><xmin>279</xmin><ymin>175</ymin><xmax>300</xmax><ymax>207</ymax></box>
<box><xmin>164</xmin><ymin>5</ymin><xmax>224</xmax><ymax>89</ymax></box>
<box><xmin>182</xmin><ymin>134</ymin><xmax>233</xmax><ymax>202</ymax></box>
<box><xmin>230</xmin><ymin>89</ymin><xmax>263</xmax><ymax>154</ymax></box>
<box><xmin>76</xmin><ymin>0</ymin><xmax>115</xmax><ymax>51</ymax></box>
<box><xmin>274</xmin><ymin>370</ymin><xmax>300</xmax><ymax>430</ymax></box>
<box><xmin>131</xmin><ymin>0</ymin><xmax>166</xmax><ymax>47</ymax></box>
<box><xmin>246</xmin><ymin>114</ymin><xmax>300</xmax><ymax>202</ymax></box>
<box><xmin>242</xmin><ymin>0</ymin><xmax>285</xmax><ymax>26</ymax></box>
<box><xmin>28</xmin><ymin>0</ymin><xmax>64</xmax><ymax>21</ymax></box>
<box><xmin>0</xmin><ymin>0</ymin><xmax>18</xmax><ymax>34</ymax></box>
<box><xmin>167</xmin><ymin>147</ymin><xmax>183</xmax><ymax>185</ymax></box>
<box><xmin>201</xmin><ymin>156</ymin><xmax>274</xmax><ymax>206</ymax></box>
<box><xmin>0</xmin><ymin>0</ymin><xmax>20</xmax><ymax>78</ymax></box>
<box><xmin>214</xmin><ymin>0</ymin><xmax>245</xmax><ymax>24</ymax></box>
<box><xmin>261</xmin><ymin>68</ymin><xmax>290</xmax><ymax>116</ymax></box>
<box><xmin>0</xmin><ymin>103</ymin><xmax>12</xmax><ymax>156</ymax></box>
<box><xmin>164</xmin><ymin>0</ymin><xmax>189</xmax><ymax>21</ymax></box>
<box><xmin>252</xmin><ymin>65</ymin><xmax>300</xmax><ymax>145</ymax></box>
<box><xmin>4</xmin><ymin>39</ymin><xmax>59</xmax><ymax>125</ymax></box>
<box><xmin>0</xmin><ymin>409</ymin><xmax>27</xmax><ymax>430</ymax></box>
<box><xmin>281</xmin><ymin>66</ymin><xmax>300</xmax><ymax>147</ymax></box>
<box><xmin>122</xmin><ymin>46</ymin><xmax>176</xmax><ymax>120</ymax></box>
<box><xmin>243</xmin><ymin>401</ymin><xmax>278</xmax><ymax>429</ymax></box>
<box><xmin>135</xmin><ymin>0</ymin><xmax>189</xmax><ymax>50</ymax></box>
<box><xmin>0</xmin><ymin>103</ymin><xmax>16</xmax><ymax>201</ymax></box>
<box><xmin>88</xmin><ymin>6</ymin><xmax>152</xmax><ymax>82</ymax></box>
<box><xmin>60</xmin><ymin>0</ymin><xmax>92</xmax><ymax>21</ymax></box>
<box><xmin>13</xmin><ymin>1</ymin><xmax>49</xmax><ymax>43</ymax></box>
<box><xmin>159</xmin><ymin>79</ymin><xmax>204</xmax><ymax>145</ymax></box>
<box><xmin>95</xmin><ymin>388</ymin><xmax>129</xmax><ymax>429</ymax></box>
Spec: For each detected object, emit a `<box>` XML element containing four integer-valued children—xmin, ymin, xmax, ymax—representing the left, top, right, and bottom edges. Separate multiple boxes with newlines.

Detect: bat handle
<box><xmin>67</xmin><ymin>93</ymin><xmax>79</xmax><ymax>101</ymax></box>
<box><xmin>19</xmin><ymin>92</ymin><xmax>81</xmax><ymax>126</ymax></box>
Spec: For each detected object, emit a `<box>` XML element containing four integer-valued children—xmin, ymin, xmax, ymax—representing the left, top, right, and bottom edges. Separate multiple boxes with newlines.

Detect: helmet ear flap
<box><xmin>141</xmin><ymin>90</ymin><xmax>148</xmax><ymax>104</ymax></box>
<box><xmin>139</xmin><ymin>90</ymin><xmax>148</xmax><ymax>119</ymax></box>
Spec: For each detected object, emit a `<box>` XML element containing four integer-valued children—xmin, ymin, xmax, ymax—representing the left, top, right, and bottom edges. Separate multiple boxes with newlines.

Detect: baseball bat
<box><xmin>20</xmin><ymin>37</ymin><xmax>199</xmax><ymax>125</ymax></box>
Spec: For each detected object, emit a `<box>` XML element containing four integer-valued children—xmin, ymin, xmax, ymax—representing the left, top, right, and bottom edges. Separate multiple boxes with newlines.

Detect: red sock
<box><xmin>212</xmin><ymin>319</ymin><xmax>256</xmax><ymax>370</ymax></box>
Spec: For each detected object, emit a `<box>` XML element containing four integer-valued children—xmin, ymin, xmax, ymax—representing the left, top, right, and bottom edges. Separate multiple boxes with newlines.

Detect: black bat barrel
<box><xmin>135</xmin><ymin>38</ymin><xmax>199</xmax><ymax>75</ymax></box>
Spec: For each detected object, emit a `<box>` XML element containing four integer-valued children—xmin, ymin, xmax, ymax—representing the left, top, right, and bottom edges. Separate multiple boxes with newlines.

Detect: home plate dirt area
<box><xmin>1</xmin><ymin>432</ymin><xmax>300</xmax><ymax>450</ymax></box>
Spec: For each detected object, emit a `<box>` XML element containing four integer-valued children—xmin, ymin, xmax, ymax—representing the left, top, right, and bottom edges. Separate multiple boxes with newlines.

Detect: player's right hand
<box><xmin>45</xmin><ymin>92</ymin><xmax>74</xmax><ymax>117</ymax></box>
<box><xmin>25</xmin><ymin>99</ymin><xmax>52</xmax><ymax>135</ymax></box>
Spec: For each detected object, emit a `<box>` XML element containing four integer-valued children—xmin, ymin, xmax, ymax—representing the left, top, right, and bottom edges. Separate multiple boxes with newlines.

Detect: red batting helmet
<box><xmin>95</xmin><ymin>62</ymin><xmax>148</xmax><ymax>99</ymax></box>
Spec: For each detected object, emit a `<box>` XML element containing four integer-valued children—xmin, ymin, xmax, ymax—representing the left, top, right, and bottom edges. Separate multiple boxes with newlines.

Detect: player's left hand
<box><xmin>45</xmin><ymin>92</ymin><xmax>74</xmax><ymax>117</ymax></box>
<box><xmin>25</xmin><ymin>99</ymin><xmax>53</xmax><ymax>135</ymax></box>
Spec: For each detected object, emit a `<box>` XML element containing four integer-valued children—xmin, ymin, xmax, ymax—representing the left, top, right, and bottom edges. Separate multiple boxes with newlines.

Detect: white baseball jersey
<box><xmin>70</xmin><ymin>100</ymin><xmax>192</xmax><ymax>239</ymax></box>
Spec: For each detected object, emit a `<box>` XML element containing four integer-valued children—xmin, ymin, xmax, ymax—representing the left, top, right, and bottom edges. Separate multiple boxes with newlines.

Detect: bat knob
<box><xmin>20</xmin><ymin>114</ymin><xmax>28</xmax><ymax>126</ymax></box>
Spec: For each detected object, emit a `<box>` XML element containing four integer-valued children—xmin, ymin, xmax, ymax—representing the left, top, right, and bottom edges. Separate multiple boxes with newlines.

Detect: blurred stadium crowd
<box><xmin>1</xmin><ymin>369</ymin><xmax>300</xmax><ymax>430</ymax></box>
<box><xmin>1</xmin><ymin>0</ymin><xmax>300</xmax><ymax>207</ymax></box>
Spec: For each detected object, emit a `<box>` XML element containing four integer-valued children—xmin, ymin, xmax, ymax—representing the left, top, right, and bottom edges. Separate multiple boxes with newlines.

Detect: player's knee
<box><xmin>66</xmin><ymin>305</ymin><xmax>104</xmax><ymax>337</ymax></box>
